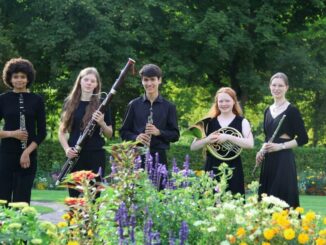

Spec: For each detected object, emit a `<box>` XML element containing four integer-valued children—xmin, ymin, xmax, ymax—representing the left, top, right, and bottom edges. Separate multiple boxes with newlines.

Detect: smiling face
<box><xmin>11</xmin><ymin>72</ymin><xmax>28</xmax><ymax>92</ymax></box>
<box><xmin>217</xmin><ymin>92</ymin><xmax>235</xmax><ymax>114</ymax></box>
<box><xmin>80</xmin><ymin>73</ymin><xmax>98</xmax><ymax>94</ymax></box>
<box><xmin>269</xmin><ymin>77</ymin><xmax>288</xmax><ymax>99</ymax></box>
<box><xmin>142</xmin><ymin>76</ymin><xmax>161</xmax><ymax>95</ymax></box>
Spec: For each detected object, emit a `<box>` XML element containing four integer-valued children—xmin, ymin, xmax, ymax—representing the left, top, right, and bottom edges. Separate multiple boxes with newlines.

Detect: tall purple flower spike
<box><xmin>179</xmin><ymin>221</ymin><xmax>189</xmax><ymax>245</ymax></box>
<box><xmin>144</xmin><ymin>218</ymin><xmax>153</xmax><ymax>245</ymax></box>
<box><xmin>183</xmin><ymin>155</ymin><xmax>190</xmax><ymax>177</ymax></box>
<box><xmin>172</xmin><ymin>158</ymin><xmax>179</xmax><ymax>173</ymax></box>
<box><xmin>115</xmin><ymin>202</ymin><xmax>128</xmax><ymax>243</ymax></box>
<box><xmin>129</xmin><ymin>204</ymin><xmax>137</xmax><ymax>243</ymax></box>
<box><xmin>134</xmin><ymin>156</ymin><xmax>142</xmax><ymax>170</ymax></box>
<box><xmin>110</xmin><ymin>156</ymin><xmax>117</xmax><ymax>175</ymax></box>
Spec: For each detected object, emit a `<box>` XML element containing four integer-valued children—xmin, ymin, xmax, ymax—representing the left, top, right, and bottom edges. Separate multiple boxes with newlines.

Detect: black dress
<box><xmin>204</xmin><ymin>116</ymin><xmax>245</xmax><ymax>195</ymax></box>
<box><xmin>259</xmin><ymin>104</ymin><xmax>308</xmax><ymax>208</ymax></box>
<box><xmin>64</xmin><ymin>101</ymin><xmax>112</xmax><ymax>197</ymax></box>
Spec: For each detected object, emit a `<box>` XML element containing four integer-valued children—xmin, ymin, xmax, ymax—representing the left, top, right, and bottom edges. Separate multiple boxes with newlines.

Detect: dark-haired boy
<box><xmin>119</xmin><ymin>64</ymin><xmax>179</xmax><ymax>166</ymax></box>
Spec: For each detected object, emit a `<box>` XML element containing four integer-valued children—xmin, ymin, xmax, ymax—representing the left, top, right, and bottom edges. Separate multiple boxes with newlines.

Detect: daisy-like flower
<box><xmin>71</xmin><ymin>170</ymin><xmax>98</xmax><ymax>182</ymax></box>
<box><xmin>64</xmin><ymin>197</ymin><xmax>86</xmax><ymax>206</ymax></box>
<box><xmin>297</xmin><ymin>233</ymin><xmax>309</xmax><ymax>244</ymax></box>
<box><xmin>284</xmin><ymin>228</ymin><xmax>295</xmax><ymax>240</ymax></box>
<box><xmin>8</xmin><ymin>202</ymin><xmax>29</xmax><ymax>208</ymax></box>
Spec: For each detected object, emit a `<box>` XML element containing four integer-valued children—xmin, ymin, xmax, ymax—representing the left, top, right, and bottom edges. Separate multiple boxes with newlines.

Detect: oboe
<box><xmin>19</xmin><ymin>93</ymin><xmax>27</xmax><ymax>150</ymax></box>
<box><xmin>55</xmin><ymin>58</ymin><xmax>135</xmax><ymax>185</ymax></box>
<box><xmin>252</xmin><ymin>114</ymin><xmax>286</xmax><ymax>176</ymax></box>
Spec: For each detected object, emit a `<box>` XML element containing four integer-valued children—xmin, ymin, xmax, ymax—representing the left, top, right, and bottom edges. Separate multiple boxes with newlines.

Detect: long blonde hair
<box><xmin>61</xmin><ymin>67</ymin><xmax>101</xmax><ymax>132</ymax></box>
<box><xmin>207</xmin><ymin>87</ymin><xmax>243</xmax><ymax>118</ymax></box>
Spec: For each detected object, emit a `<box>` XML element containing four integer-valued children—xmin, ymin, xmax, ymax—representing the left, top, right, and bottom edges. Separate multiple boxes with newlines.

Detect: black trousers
<box><xmin>68</xmin><ymin>150</ymin><xmax>106</xmax><ymax>197</ymax></box>
<box><xmin>0</xmin><ymin>151</ymin><xmax>37</xmax><ymax>204</ymax></box>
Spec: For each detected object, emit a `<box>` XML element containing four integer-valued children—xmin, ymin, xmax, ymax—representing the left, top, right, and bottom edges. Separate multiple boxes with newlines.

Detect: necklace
<box><xmin>272</xmin><ymin>100</ymin><xmax>287</xmax><ymax>112</ymax></box>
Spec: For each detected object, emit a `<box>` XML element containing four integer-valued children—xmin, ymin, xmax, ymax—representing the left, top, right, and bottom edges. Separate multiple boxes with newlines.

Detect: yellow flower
<box><xmin>57</xmin><ymin>222</ymin><xmax>68</xmax><ymax>228</ymax></box>
<box><xmin>324</xmin><ymin>217</ymin><xmax>326</xmax><ymax>225</ymax></box>
<box><xmin>319</xmin><ymin>229</ymin><xmax>326</xmax><ymax>237</ymax></box>
<box><xmin>298</xmin><ymin>233</ymin><xmax>309</xmax><ymax>244</ymax></box>
<box><xmin>262</xmin><ymin>242</ymin><xmax>271</xmax><ymax>245</ymax></box>
<box><xmin>305</xmin><ymin>211</ymin><xmax>316</xmax><ymax>222</ymax></box>
<box><xmin>87</xmin><ymin>229</ymin><xmax>93</xmax><ymax>237</ymax></box>
<box><xmin>67</xmin><ymin>241</ymin><xmax>80</xmax><ymax>245</ymax></box>
<box><xmin>70</xmin><ymin>218</ymin><xmax>77</xmax><ymax>225</ymax></box>
<box><xmin>236</xmin><ymin>227</ymin><xmax>246</xmax><ymax>238</ymax></box>
<box><xmin>22</xmin><ymin>206</ymin><xmax>37</xmax><ymax>215</ymax></box>
<box><xmin>295</xmin><ymin>207</ymin><xmax>304</xmax><ymax>214</ymax></box>
<box><xmin>263</xmin><ymin>228</ymin><xmax>275</xmax><ymax>240</ymax></box>
<box><xmin>316</xmin><ymin>238</ymin><xmax>326</xmax><ymax>245</ymax></box>
<box><xmin>195</xmin><ymin>170</ymin><xmax>204</xmax><ymax>177</ymax></box>
<box><xmin>0</xmin><ymin>199</ymin><xmax>7</xmax><ymax>205</ymax></box>
<box><xmin>284</xmin><ymin>228</ymin><xmax>295</xmax><ymax>240</ymax></box>
<box><xmin>62</xmin><ymin>213</ymin><xmax>71</xmax><ymax>220</ymax></box>
<box><xmin>31</xmin><ymin>239</ymin><xmax>43</xmax><ymax>244</ymax></box>
<box><xmin>8</xmin><ymin>202</ymin><xmax>29</xmax><ymax>208</ymax></box>
<box><xmin>239</xmin><ymin>243</ymin><xmax>247</xmax><ymax>245</ymax></box>
<box><xmin>8</xmin><ymin>223</ymin><xmax>22</xmax><ymax>229</ymax></box>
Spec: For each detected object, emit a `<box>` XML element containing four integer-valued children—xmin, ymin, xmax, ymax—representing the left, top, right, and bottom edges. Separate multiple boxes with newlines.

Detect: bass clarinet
<box><xmin>56</xmin><ymin>58</ymin><xmax>136</xmax><ymax>185</ymax></box>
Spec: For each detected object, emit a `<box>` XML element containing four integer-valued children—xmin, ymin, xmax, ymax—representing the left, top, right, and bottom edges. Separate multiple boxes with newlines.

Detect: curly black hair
<box><xmin>2</xmin><ymin>58</ymin><xmax>36</xmax><ymax>88</ymax></box>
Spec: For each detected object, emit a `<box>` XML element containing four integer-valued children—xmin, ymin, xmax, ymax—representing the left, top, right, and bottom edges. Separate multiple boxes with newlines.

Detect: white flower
<box><xmin>220</xmin><ymin>241</ymin><xmax>230</xmax><ymax>245</ymax></box>
<box><xmin>215</xmin><ymin>214</ymin><xmax>225</xmax><ymax>221</ymax></box>
<box><xmin>193</xmin><ymin>220</ymin><xmax>206</xmax><ymax>226</ymax></box>
<box><xmin>262</xmin><ymin>195</ymin><xmax>289</xmax><ymax>208</ymax></box>
<box><xmin>235</xmin><ymin>216</ymin><xmax>245</xmax><ymax>224</ymax></box>
<box><xmin>207</xmin><ymin>226</ymin><xmax>217</xmax><ymax>232</ymax></box>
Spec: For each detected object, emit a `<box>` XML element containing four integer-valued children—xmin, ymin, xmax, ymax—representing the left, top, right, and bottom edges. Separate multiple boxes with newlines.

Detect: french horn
<box><xmin>207</xmin><ymin>127</ymin><xmax>243</xmax><ymax>161</ymax></box>
<box><xmin>188</xmin><ymin>119</ymin><xmax>243</xmax><ymax>161</ymax></box>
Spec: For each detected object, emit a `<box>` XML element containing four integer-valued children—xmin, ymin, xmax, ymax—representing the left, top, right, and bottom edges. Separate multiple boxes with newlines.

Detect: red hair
<box><xmin>207</xmin><ymin>87</ymin><xmax>243</xmax><ymax>118</ymax></box>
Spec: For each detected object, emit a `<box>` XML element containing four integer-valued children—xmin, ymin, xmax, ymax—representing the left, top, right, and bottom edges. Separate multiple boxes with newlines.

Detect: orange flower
<box><xmin>64</xmin><ymin>197</ymin><xmax>86</xmax><ymax>206</ymax></box>
<box><xmin>71</xmin><ymin>170</ymin><xmax>98</xmax><ymax>182</ymax></box>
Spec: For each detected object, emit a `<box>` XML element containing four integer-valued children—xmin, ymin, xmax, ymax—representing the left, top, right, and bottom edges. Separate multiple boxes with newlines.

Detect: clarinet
<box><xmin>56</xmin><ymin>58</ymin><xmax>136</xmax><ymax>185</ymax></box>
<box><xmin>252</xmin><ymin>114</ymin><xmax>286</xmax><ymax>176</ymax></box>
<box><xmin>19</xmin><ymin>93</ymin><xmax>27</xmax><ymax>150</ymax></box>
<box><xmin>144</xmin><ymin>106</ymin><xmax>153</xmax><ymax>152</ymax></box>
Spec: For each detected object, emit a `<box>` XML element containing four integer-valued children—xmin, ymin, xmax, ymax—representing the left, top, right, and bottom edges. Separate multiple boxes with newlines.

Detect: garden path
<box><xmin>31</xmin><ymin>201</ymin><xmax>67</xmax><ymax>224</ymax></box>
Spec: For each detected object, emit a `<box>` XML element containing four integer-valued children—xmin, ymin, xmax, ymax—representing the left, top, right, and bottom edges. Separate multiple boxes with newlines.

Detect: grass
<box><xmin>31</xmin><ymin>189</ymin><xmax>67</xmax><ymax>203</ymax></box>
<box><xmin>32</xmin><ymin>205</ymin><xmax>54</xmax><ymax>214</ymax></box>
<box><xmin>300</xmin><ymin>195</ymin><xmax>326</xmax><ymax>216</ymax></box>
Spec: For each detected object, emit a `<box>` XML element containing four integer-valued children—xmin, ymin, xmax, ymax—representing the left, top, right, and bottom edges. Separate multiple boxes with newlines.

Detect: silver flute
<box><xmin>19</xmin><ymin>93</ymin><xmax>27</xmax><ymax>149</ymax></box>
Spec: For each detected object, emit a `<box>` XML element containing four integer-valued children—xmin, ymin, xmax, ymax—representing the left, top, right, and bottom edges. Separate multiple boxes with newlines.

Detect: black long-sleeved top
<box><xmin>66</xmin><ymin>101</ymin><xmax>112</xmax><ymax>151</ymax></box>
<box><xmin>119</xmin><ymin>94</ymin><xmax>179</xmax><ymax>150</ymax></box>
<box><xmin>264</xmin><ymin>104</ymin><xmax>308</xmax><ymax>146</ymax></box>
<box><xmin>0</xmin><ymin>91</ymin><xmax>46</xmax><ymax>153</ymax></box>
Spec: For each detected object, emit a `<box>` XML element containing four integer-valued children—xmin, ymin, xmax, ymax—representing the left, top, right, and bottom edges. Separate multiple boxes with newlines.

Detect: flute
<box><xmin>252</xmin><ymin>115</ymin><xmax>286</xmax><ymax>176</ymax></box>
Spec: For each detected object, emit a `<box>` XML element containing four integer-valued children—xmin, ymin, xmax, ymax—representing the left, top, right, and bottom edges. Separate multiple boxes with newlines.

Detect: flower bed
<box><xmin>1</xmin><ymin>142</ymin><xmax>326</xmax><ymax>244</ymax></box>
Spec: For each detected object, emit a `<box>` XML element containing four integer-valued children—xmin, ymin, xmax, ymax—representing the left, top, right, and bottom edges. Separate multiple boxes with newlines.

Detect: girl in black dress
<box><xmin>256</xmin><ymin>72</ymin><xmax>308</xmax><ymax>208</ymax></box>
<box><xmin>0</xmin><ymin>58</ymin><xmax>46</xmax><ymax>204</ymax></box>
<box><xmin>191</xmin><ymin>87</ymin><xmax>254</xmax><ymax>195</ymax></box>
<box><xmin>58</xmin><ymin>67</ymin><xmax>113</xmax><ymax>197</ymax></box>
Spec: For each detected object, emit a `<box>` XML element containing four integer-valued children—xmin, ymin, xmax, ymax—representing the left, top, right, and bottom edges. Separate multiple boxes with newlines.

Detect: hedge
<box><xmin>37</xmin><ymin>139</ymin><xmax>326</xmax><ymax>186</ymax></box>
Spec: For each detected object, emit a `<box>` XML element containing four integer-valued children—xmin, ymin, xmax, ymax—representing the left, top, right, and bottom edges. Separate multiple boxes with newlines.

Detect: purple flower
<box><xmin>134</xmin><ymin>156</ymin><xmax>142</xmax><ymax>170</ymax></box>
<box><xmin>183</xmin><ymin>155</ymin><xmax>190</xmax><ymax>177</ymax></box>
<box><xmin>172</xmin><ymin>158</ymin><xmax>179</xmax><ymax>173</ymax></box>
<box><xmin>179</xmin><ymin>221</ymin><xmax>189</xmax><ymax>245</ymax></box>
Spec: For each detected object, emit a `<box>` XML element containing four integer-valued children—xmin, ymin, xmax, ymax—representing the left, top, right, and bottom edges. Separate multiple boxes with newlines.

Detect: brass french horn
<box><xmin>188</xmin><ymin>118</ymin><xmax>243</xmax><ymax>161</ymax></box>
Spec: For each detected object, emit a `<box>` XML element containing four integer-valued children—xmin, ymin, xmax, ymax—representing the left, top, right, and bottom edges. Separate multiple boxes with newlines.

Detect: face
<box><xmin>80</xmin><ymin>73</ymin><xmax>98</xmax><ymax>93</ymax></box>
<box><xmin>269</xmin><ymin>78</ymin><xmax>288</xmax><ymax>99</ymax></box>
<box><xmin>217</xmin><ymin>92</ymin><xmax>235</xmax><ymax>113</ymax></box>
<box><xmin>142</xmin><ymin>76</ymin><xmax>161</xmax><ymax>94</ymax></box>
<box><xmin>11</xmin><ymin>72</ymin><xmax>28</xmax><ymax>90</ymax></box>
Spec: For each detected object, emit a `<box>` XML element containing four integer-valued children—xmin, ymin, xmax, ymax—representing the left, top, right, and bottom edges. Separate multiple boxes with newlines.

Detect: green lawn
<box><xmin>300</xmin><ymin>195</ymin><xmax>326</xmax><ymax>216</ymax></box>
<box><xmin>31</xmin><ymin>189</ymin><xmax>67</xmax><ymax>203</ymax></box>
